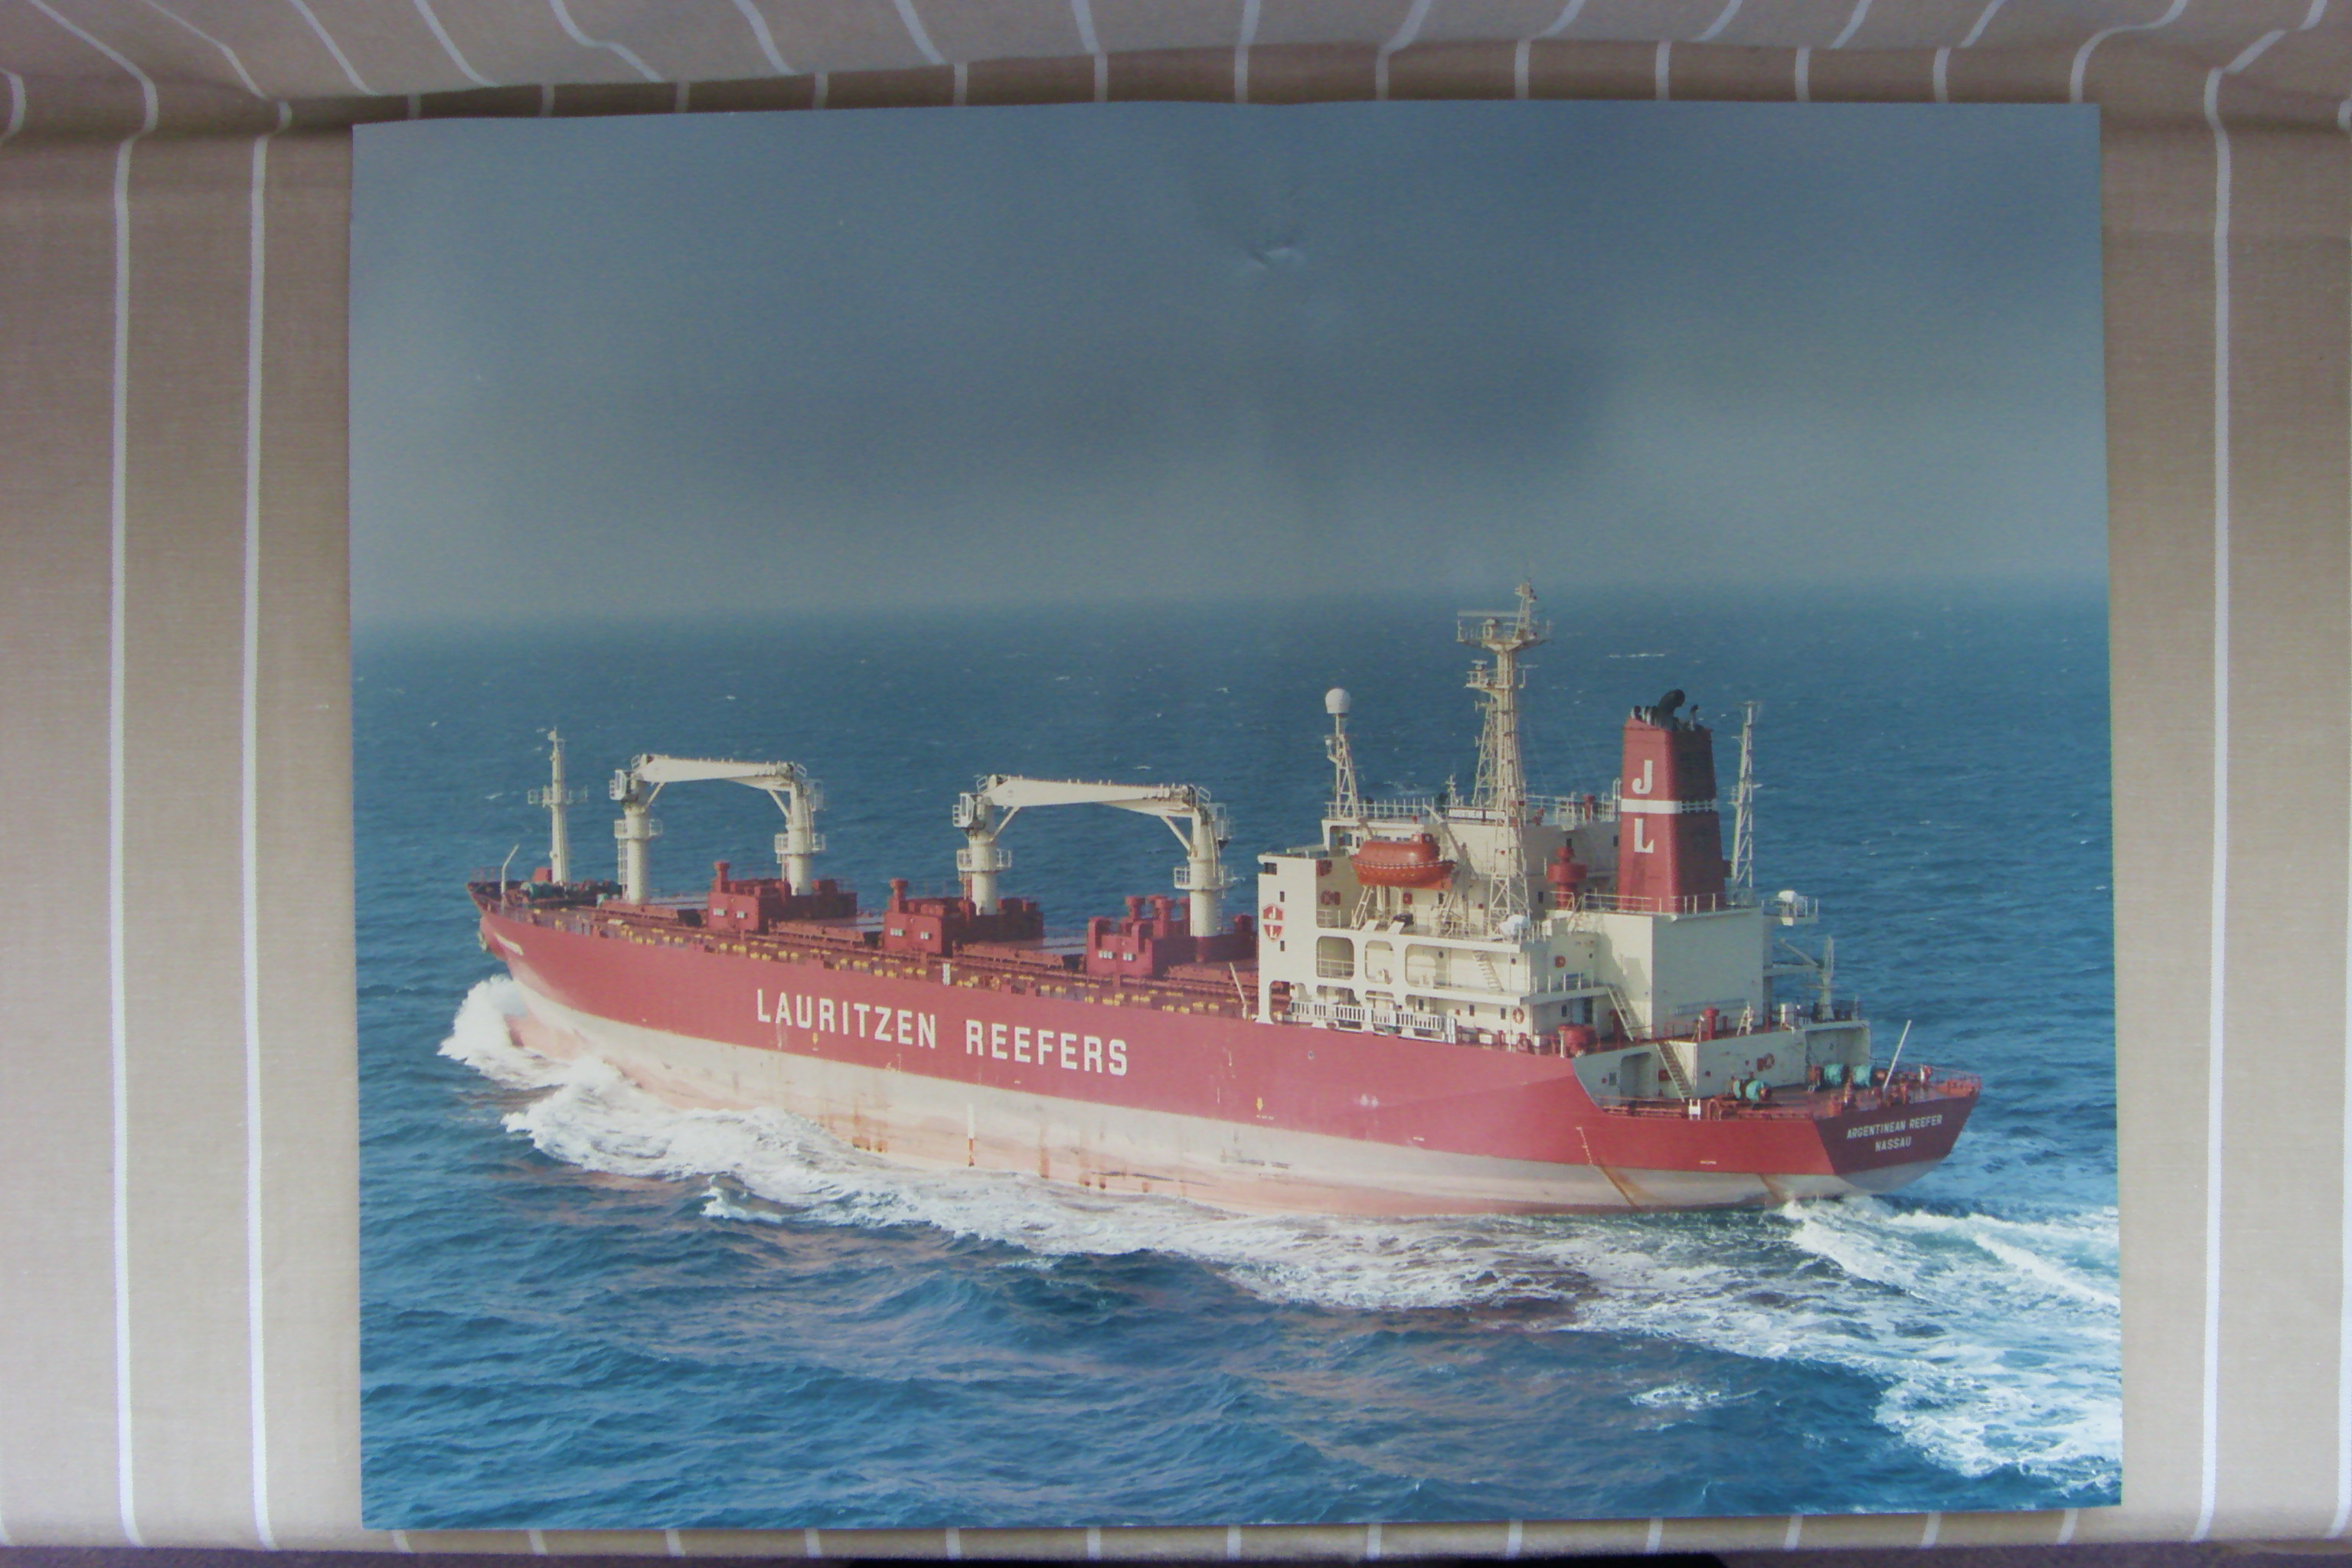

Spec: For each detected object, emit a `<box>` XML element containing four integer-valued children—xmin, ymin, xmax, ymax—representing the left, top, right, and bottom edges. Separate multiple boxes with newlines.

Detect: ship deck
<box><xmin>473</xmin><ymin>884</ymin><xmax>1256</xmax><ymax>1020</ymax></box>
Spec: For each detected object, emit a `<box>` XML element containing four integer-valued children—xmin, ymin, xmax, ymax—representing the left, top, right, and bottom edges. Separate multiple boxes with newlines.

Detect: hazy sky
<box><xmin>351</xmin><ymin>100</ymin><xmax>2103</xmax><ymax>629</ymax></box>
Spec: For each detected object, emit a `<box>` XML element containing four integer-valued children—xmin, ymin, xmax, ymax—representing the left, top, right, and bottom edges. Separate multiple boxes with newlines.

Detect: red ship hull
<box><xmin>477</xmin><ymin>898</ymin><xmax>1977</xmax><ymax>1216</ymax></box>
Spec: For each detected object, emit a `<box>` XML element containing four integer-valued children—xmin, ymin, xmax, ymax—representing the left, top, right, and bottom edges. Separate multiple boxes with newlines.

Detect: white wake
<box><xmin>441</xmin><ymin>976</ymin><xmax>2119</xmax><ymax>1489</ymax></box>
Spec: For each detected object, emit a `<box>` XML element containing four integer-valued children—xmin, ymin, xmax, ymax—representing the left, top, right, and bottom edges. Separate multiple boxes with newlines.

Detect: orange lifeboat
<box><xmin>1350</xmin><ymin>833</ymin><xmax>1455</xmax><ymax>890</ymax></box>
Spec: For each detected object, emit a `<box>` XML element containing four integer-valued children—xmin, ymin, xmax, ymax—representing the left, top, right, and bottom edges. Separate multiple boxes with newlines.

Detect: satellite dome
<box><xmin>1325</xmin><ymin>688</ymin><xmax>1352</xmax><ymax>717</ymax></box>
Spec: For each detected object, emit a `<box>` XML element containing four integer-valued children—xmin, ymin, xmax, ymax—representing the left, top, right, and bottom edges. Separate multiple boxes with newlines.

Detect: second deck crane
<box><xmin>609</xmin><ymin>753</ymin><xmax>825</xmax><ymax>903</ymax></box>
<box><xmin>953</xmin><ymin>776</ymin><xmax>1235</xmax><ymax>933</ymax></box>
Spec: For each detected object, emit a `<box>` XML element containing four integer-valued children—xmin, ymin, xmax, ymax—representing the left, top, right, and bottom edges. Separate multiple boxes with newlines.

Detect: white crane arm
<box><xmin>609</xmin><ymin>753</ymin><xmax>824</xmax><ymax>901</ymax></box>
<box><xmin>971</xmin><ymin>776</ymin><xmax>1200</xmax><ymax>818</ymax></box>
<box><xmin>629</xmin><ymin>754</ymin><xmax>805</xmax><ymax>792</ymax></box>
<box><xmin>956</xmin><ymin>775</ymin><xmax>1233</xmax><ymax>926</ymax></box>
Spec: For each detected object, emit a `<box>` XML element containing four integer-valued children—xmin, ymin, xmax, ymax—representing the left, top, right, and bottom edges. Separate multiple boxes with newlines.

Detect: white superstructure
<box><xmin>1253</xmin><ymin>584</ymin><xmax>1865</xmax><ymax>1106</ymax></box>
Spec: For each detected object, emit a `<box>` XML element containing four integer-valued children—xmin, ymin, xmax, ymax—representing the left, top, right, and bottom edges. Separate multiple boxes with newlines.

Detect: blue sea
<box><xmin>358</xmin><ymin>588</ymin><xmax>2118</xmax><ymax>1530</ymax></box>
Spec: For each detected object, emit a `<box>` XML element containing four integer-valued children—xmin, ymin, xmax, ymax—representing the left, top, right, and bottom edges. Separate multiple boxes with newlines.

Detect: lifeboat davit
<box><xmin>1351</xmin><ymin>834</ymin><xmax>1455</xmax><ymax>890</ymax></box>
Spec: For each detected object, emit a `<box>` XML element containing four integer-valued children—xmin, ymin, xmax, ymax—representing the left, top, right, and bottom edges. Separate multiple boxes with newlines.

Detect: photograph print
<box><xmin>353</xmin><ymin>99</ymin><xmax>2118</xmax><ymax>1530</ymax></box>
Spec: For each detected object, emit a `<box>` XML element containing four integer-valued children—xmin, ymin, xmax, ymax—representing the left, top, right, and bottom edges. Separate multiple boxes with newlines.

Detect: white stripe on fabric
<box><xmin>1538</xmin><ymin>0</ymin><xmax>1586</xmax><ymax>35</ymax></box>
<box><xmin>1653</xmin><ymin>39</ymin><xmax>1669</xmax><ymax>100</ymax></box>
<box><xmin>1644</xmin><ymin>1517</ymin><xmax>1663</xmax><ymax>1553</ymax></box>
<box><xmin>1512</xmin><ymin>0</ymin><xmax>1586</xmax><ymax>96</ymax></box>
<box><xmin>803</xmin><ymin>1527</ymin><xmax>822</xmax><ymax>1556</ymax></box>
<box><xmin>1504</xmin><ymin>1520</ymin><xmax>1523</xmax><ymax>1557</ymax></box>
<box><xmin>2178</xmin><ymin>32</ymin><xmax>2331</xmax><ymax>1528</ymax></box>
<box><xmin>1375</xmin><ymin>0</ymin><xmax>1436</xmax><ymax>100</ymax></box>
<box><xmin>136</xmin><ymin>0</ymin><xmax>265</xmax><ymax>98</ymax></box>
<box><xmin>1921</xmin><ymin>1512</ymin><xmax>1941</xmax><ymax>1547</ymax></box>
<box><xmin>1936</xmin><ymin>0</ymin><xmax>2010</xmax><ymax>103</ymax></box>
<box><xmin>1085</xmin><ymin>1524</ymin><xmax>1102</xmax><ymax>1560</ymax></box>
<box><xmin>242</xmin><ymin>96</ymin><xmax>290</xmax><ymax>1553</ymax></box>
<box><xmin>2069</xmin><ymin>0</ymin><xmax>2188</xmax><ymax>104</ymax></box>
<box><xmin>891</xmin><ymin>0</ymin><xmax>946</xmax><ymax>67</ymax></box>
<box><xmin>1795</xmin><ymin>46</ymin><xmax>1811</xmax><ymax>100</ymax></box>
<box><xmin>1961</xmin><ymin>0</ymin><xmax>2009</xmax><ymax>47</ymax></box>
<box><xmin>413</xmin><ymin>0</ymin><xmax>497</xmax><ymax>87</ymax></box>
<box><xmin>0</xmin><ymin>68</ymin><xmax>22</xmax><ymax>143</ymax></box>
<box><xmin>1070</xmin><ymin>0</ymin><xmax>1106</xmax><ymax>99</ymax></box>
<box><xmin>1225</xmin><ymin>1523</ymin><xmax>1241</xmax><ymax>1560</ymax></box>
<box><xmin>1235</xmin><ymin>0</ymin><xmax>1259</xmax><ymax>103</ymax></box>
<box><xmin>1782</xmin><ymin>1515</ymin><xmax>1802</xmax><ymax>1550</ymax></box>
<box><xmin>547</xmin><ymin>0</ymin><xmax>662</xmax><ymax>82</ymax></box>
<box><xmin>945</xmin><ymin>1526</ymin><xmax>962</xmax><ymax>1559</ymax></box>
<box><xmin>951</xmin><ymin>60</ymin><xmax>966</xmax><ymax>104</ymax></box>
<box><xmin>1365</xmin><ymin>1522</ymin><xmax>1381</xmax><ymax>1560</ymax></box>
<box><xmin>2057</xmin><ymin>1508</ymin><xmax>2079</xmax><ymax>1544</ymax></box>
<box><xmin>1828</xmin><ymin>0</ymin><xmax>1872</xmax><ymax>48</ymax></box>
<box><xmin>22</xmin><ymin>0</ymin><xmax>158</xmax><ymax>1541</ymax></box>
<box><xmin>286</xmin><ymin>0</ymin><xmax>372</xmax><ymax>95</ymax></box>
<box><xmin>390</xmin><ymin>1530</ymin><xmax>413</xmax><ymax>1553</ymax></box>
<box><xmin>727</xmin><ymin>0</ymin><xmax>792</xmax><ymax>75</ymax></box>
<box><xmin>1693</xmin><ymin>0</ymin><xmax>1741</xmax><ymax>43</ymax></box>
<box><xmin>2340</xmin><ymin>301</ymin><xmax>2352</xmax><ymax>1517</ymax></box>
<box><xmin>2193</xmin><ymin>51</ymin><xmax>2239</xmax><ymax>1547</ymax></box>
<box><xmin>810</xmin><ymin>72</ymin><xmax>828</xmax><ymax>109</ymax></box>
<box><xmin>2339</xmin><ymin>51</ymin><xmax>2352</xmax><ymax>1530</ymax></box>
<box><xmin>527</xmin><ymin>1527</ymin><xmax>547</xmax><ymax>1554</ymax></box>
<box><xmin>663</xmin><ymin>1528</ymin><xmax>682</xmax><ymax>1557</ymax></box>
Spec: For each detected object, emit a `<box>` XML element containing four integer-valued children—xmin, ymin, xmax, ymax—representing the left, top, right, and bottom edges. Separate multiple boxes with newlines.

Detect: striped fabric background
<box><xmin>0</xmin><ymin>0</ymin><xmax>2345</xmax><ymax>1554</ymax></box>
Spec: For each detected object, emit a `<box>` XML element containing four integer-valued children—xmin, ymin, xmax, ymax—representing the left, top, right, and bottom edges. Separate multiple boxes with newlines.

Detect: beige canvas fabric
<box><xmin>0</xmin><ymin>0</ymin><xmax>2344</xmax><ymax>1553</ymax></box>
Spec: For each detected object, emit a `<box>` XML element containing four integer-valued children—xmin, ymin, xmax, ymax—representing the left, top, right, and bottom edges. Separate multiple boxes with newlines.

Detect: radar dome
<box><xmin>1325</xmin><ymin>688</ymin><xmax>1352</xmax><ymax>717</ymax></box>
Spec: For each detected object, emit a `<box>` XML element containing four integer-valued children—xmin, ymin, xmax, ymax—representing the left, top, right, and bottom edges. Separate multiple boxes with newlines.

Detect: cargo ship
<box><xmin>470</xmin><ymin>586</ymin><xmax>1977</xmax><ymax>1214</ymax></box>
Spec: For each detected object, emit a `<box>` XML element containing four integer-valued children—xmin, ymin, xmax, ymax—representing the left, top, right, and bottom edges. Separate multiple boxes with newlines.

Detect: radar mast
<box><xmin>1324</xmin><ymin>688</ymin><xmax>1362</xmax><ymax>822</ymax></box>
<box><xmin>1458</xmin><ymin>581</ymin><xmax>1549</xmax><ymax>926</ymax></box>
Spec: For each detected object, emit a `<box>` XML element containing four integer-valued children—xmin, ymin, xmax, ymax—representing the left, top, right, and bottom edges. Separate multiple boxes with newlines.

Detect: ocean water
<box><xmin>358</xmin><ymin>588</ymin><xmax>2118</xmax><ymax>1529</ymax></box>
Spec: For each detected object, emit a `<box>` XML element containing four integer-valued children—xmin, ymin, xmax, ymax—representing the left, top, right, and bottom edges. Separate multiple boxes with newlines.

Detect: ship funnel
<box><xmin>1615</xmin><ymin>692</ymin><xmax>1726</xmax><ymax>914</ymax></box>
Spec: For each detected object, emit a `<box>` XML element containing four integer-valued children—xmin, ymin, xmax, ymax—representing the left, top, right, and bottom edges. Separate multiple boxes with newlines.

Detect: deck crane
<box><xmin>609</xmin><ymin>753</ymin><xmax>825</xmax><ymax>903</ymax></box>
<box><xmin>954</xmin><ymin>776</ymin><xmax>1235</xmax><ymax>934</ymax></box>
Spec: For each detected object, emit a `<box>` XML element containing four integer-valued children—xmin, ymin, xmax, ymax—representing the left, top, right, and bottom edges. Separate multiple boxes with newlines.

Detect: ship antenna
<box><xmin>1730</xmin><ymin>701</ymin><xmax>1760</xmax><ymax>893</ymax></box>
<box><xmin>1885</xmin><ymin>1018</ymin><xmax>1913</xmax><ymax>1080</ymax></box>
<box><xmin>1324</xmin><ymin>688</ymin><xmax>1362</xmax><ymax>822</ymax></box>
<box><xmin>528</xmin><ymin>727</ymin><xmax>586</xmax><ymax>884</ymax></box>
<box><xmin>1458</xmin><ymin>580</ymin><xmax>1549</xmax><ymax>929</ymax></box>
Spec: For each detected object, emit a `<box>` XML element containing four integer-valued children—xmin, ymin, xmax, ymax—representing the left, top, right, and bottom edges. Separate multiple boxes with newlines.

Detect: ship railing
<box><xmin>1284</xmin><ymin>998</ymin><xmax>1456</xmax><ymax>1043</ymax></box>
<box><xmin>1351</xmin><ymin>794</ymin><xmax>1606</xmax><ymax>828</ymax></box>
<box><xmin>1527</xmin><ymin>793</ymin><xmax>1606</xmax><ymax>826</ymax></box>
<box><xmin>1568</xmin><ymin>888</ymin><xmax>1759</xmax><ymax>916</ymax></box>
<box><xmin>1313</xmin><ymin>957</ymin><xmax>1354</xmax><ymax>978</ymax></box>
<box><xmin>1601</xmin><ymin>1069</ymin><xmax>1982</xmax><ymax>1122</ymax></box>
<box><xmin>1355</xmin><ymin>798</ymin><xmax>1439</xmax><ymax>822</ymax></box>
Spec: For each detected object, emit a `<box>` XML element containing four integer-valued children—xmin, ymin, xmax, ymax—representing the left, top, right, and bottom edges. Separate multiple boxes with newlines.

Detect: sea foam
<box><xmin>441</xmin><ymin>975</ymin><xmax>2119</xmax><ymax>1492</ymax></box>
